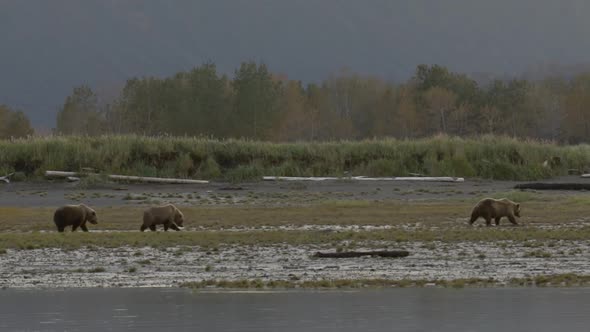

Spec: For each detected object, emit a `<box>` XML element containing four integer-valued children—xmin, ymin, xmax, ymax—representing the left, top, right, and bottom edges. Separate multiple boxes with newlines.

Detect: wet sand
<box><xmin>2</xmin><ymin>176</ymin><xmax>589</xmax><ymax>208</ymax></box>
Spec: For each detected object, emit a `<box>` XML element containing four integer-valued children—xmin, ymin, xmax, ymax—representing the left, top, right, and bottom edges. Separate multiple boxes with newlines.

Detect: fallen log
<box><xmin>0</xmin><ymin>173</ymin><xmax>14</xmax><ymax>184</ymax></box>
<box><xmin>514</xmin><ymin>183</ymin><xmax>590</xmax><ymax>190</ymax></box>
<box><xmin>263</xmin><ymin>176</ymin><xmax>340</xmax><ymax>181</ymax></box>
<box><xmin>263</xmin><ymin>176</ymin><xmax>464</xmax><ymax>182</ymax></box>
<box><xmin>107</xmin><ymin>175</ymin><xmax>209</xmax><ymax>184</ymax></box>
<box><xmin>314</xmin><ymin>250</ymin><xmax>410</xmax><ymax>258</ymax></box>
<box><xmin>45</xmin><ymin>171</ymin><xmax>209</xmax><ymax>184</ymax></box>
<box><xmin>45</xmin><ymin>171</ymin><xmax>83</xmax><ymax>178</ymax></box>
<box><xmin>391</xmin><ymin>176</ymin><xmax>464</xmax><ymax>182</ymax></box>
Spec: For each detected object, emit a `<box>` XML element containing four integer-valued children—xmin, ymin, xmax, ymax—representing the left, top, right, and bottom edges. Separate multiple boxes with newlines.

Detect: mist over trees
<box><xmin>52</xmin><ymin>62</ymin><xmax>590</xmax><ymax>143</ymax></box>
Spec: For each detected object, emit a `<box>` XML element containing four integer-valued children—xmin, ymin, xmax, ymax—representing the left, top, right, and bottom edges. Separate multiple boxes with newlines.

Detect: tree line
<box><xmin>7</xmin><ymin>62</ymin><xmax>590</xmax><ymax>142</ymax></box>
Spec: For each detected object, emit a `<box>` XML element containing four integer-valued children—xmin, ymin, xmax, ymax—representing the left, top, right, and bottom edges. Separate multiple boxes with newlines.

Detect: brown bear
<box><xmin>469</xmin><ymin>198</ymin><xmax>521</xmax><ymax>226</ymax></box>
<box><xmin>141</xmin><ymin>204</ymin><xmax>185</xmax><ymax>232</ymax></box>
<box><xmin>53</xmin><ymin>204</ymin><xmax>98</xmax><ymax>232</ymax></box>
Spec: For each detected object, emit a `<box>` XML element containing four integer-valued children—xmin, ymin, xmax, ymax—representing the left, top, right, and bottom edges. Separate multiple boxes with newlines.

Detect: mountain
<box><xmin>2</xmin><ymin>0</ymin><xmax>590</xmax><ymax>127</ymax></box>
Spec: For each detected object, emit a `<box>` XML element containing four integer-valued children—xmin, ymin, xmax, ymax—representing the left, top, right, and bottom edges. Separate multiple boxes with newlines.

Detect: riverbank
<box><xmin>2</xmin><ymin>135</ymin><xmax>589</xmax><ymax>181</ymax></box>
<box><xmin>1</xmin><ymin>237</ymin><xmax>590</xmax><ymax>289</ymax></box>
<box><xmin>1</xmin><ymin>177</ymin><xmax>590</xmax><ymax>289</ymax></box>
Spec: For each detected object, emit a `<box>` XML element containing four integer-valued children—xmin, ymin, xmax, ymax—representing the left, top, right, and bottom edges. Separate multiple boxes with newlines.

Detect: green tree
<box><xmin>114</xmin><ymin>78</ymin><xmax>162</xmax><ymax>135</ymax></box>
<box><xmin>527</xmin><ymin>78</ymin><xmax>567</xmax><ymax>141</ymax></box>
<box><xmin>485</xmin><ymin>79</ymin><xmax>531</xmax><ymax>136</ymax></box>
<box><xmin>395</xmin><ymin>86</ymin><xmax>422</xmax><ymax>138</ymax></box>
<box><xmin>56</xmin><ymin>85</ymin><xmax>104</xmax><ymax>135</ymax></box>
<box><xmin>423</xmin><ymin>87</ymin><xmax>457</xmax><ymax>134</ymax></box>
<box><xmin>414</xmin><ymin>64</ymin><xmax>482</xmax><ymax>106</ymax></box>
<box><xmin>371</xmin><ymin>85</ymin><xmax>399</xmax><ymax>138</ymax></box>
<box><xmin>0</xmin><ymin>105</ymin><xmax>34</xmax><ymax>139</ymax></box>
<box><xmin>232</xmin><ymin>62</ymin><xmax>282</xmax><ymax>139</ymax></box>
<box><xmin>274</xmin><ymin>80</ymin><xmax>309</xmax><ymax>141</ymax></box>
<box><xmin>564</xmin><ymin>74</ymin><xmax>590</xmax><ymax>142</ymax></box>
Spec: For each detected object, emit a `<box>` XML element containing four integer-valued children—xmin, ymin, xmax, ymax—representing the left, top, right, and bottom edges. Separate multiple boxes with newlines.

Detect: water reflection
<box><xmin>0</xmin><ymin>288</ymin><xmax>589</xmax><ymax>331</ymax></box>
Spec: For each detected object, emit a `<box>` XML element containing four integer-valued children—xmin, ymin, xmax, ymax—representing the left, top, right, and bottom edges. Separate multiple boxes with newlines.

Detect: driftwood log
<box><xmin>314</xmin><ymin>250</ymin><xmax>410</xmax><ymax>258</ymax></box>
<box><xmin>45</xmin><ymin>171</ymin><xmax>209</xmax><ymax>184</ymax></box>
<box><xmin>263</xmin><ymin>176</ymin><xmax>464</xmax><ymax>182</ymax></box>
<box><xmin>0</xmin><ymin>173</ymin><xmax>14</xmax><ymax>184</ymax></box>
<box><xmin>514</xmin><ymin>183</ymin><xmax>590</xmax><ymax>190</ymax></box>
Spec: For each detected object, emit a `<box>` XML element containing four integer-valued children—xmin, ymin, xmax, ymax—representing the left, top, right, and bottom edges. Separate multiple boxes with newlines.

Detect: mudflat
<box><xmin>1</xmin><ymin>177</ymin><xmax>590</xmax><ymax>289</ymax></box>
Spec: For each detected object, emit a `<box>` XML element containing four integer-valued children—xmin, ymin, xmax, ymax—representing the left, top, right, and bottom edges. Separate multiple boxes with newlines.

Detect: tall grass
<box><xmin>1</xmin><ymin>135</ymin><xmax>589</xmax><ymax>181</ymax></box>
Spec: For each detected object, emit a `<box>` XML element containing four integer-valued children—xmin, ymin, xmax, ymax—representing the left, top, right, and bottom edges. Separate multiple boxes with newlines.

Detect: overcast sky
<box><xmin>1</xmin><ymin>0</ymin><xmax>589</xmax><ymax>126</ymax></box>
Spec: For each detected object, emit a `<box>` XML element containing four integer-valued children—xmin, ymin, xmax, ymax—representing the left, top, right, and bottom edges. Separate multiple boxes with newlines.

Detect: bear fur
<box><xmin>141</xmin><ymin>204</ymin><xmax>185</xmax><ymax>232</ymax></box>
<box><xmin>469</xmin><ymin>198</ymin><xmax>521</xmax><ymax>226</ymax></box>
<box><xmin>53</xmin><ymin>204</ymin><xmax>98</xmax><ymax>232</ymax></box>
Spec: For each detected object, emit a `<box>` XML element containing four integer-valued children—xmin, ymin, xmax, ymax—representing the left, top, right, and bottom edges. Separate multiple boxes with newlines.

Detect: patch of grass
<box><xmin>320</xmin><ymin>200</ymin><xmax>373</xmax><ymax>208</ymax></box>
<box><xmin>488</xmin><ymin>190</ymin><xmax>549</xmax><ymax>202</ymax></box>
<box><xmin>127</xmin><ymin>267</ymin><xmax>137</xmax><ymax>273</ymax></box>
<box><xmin>77</xmin><ymin>174</ymin><xmax>110</xmax><ymax>189</ymax></box>
<box><xmin>180</xmin><ymin>274</ymin><xmax>590</xmax><ymax>289</ymax></box>
<box><xmin>509</xmin><ymin>273</ymin><xmax>590</xmax><ymax>287</ymax></box>
<box><xmin>0</xmin><ymin>226</ymin><xmax>590</xmax><ymax>250</ymax></box>
<box><xmin>87</xmin><ymin>267</ymin><xmax>106</xmax><ymax>273</ymax></box>
<box><xmin>523</xmin><ymin>241</ymin><xmax>544</xmax><ymax>248</ymax></box>
<box><xmin>565</xmin><ymin>195</ymin><xmax>590</xmax><ymax>205</ymax></box>
<box><xmin>123</xmin><ymin>193</ymin><xmax>148</xmax><ymax>201</ymax></box>
<box><xmin>524</xmin><ymin>250</ymin><xmax>552</xmax><ymax>258</ymax></box>
<box><xmin>421</xmin><ymin>243</ymin><xmax>436</xmax><ymax>250</ymax></box>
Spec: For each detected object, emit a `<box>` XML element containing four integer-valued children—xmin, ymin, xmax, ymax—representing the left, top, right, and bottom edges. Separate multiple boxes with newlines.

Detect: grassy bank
<box><xmin>1</xmin><ymin>226</ymin><xmax>590</xmax><ymax>250</ymax></box>
<box><xmin>1</xmin><ymin>135</ymin><xmax>589</xmax><ymax>181</ymax></box>
<box><xmin>2</xmin><ymin>195</ymin><xmax>590</xmax><ymax>232</ymax></box>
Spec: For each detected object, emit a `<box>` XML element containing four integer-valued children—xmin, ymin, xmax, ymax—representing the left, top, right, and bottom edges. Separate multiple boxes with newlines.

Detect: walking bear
<box><xmin>469</xmin><ymin>198</ymin><xmax>521</xmax><ymax>226</ymax></box>
<box><xmin>141</xmin><ymin>204</ymin><xmax>185</xmax><ymax>232</ymax></box>
<box><xmin>53</xmin><ymin>204</ymin><xmax>98</xmax><ymax>232</ymax></box>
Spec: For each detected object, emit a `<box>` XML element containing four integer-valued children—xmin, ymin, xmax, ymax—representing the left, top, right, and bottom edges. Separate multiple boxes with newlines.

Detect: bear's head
<box><xmin>514</xmin><ymin>203</ymin><xmax>521</xmax><ymax>217</ymax></box>
<box><xmin>81</xmin><ymin>204</ymin><xmax>98</xmax><ymax>224</ymax></box>
<box><xmin>174</xmin><ymin>208</ymin><xmax>185</xmax><ymax>228</ymax></box>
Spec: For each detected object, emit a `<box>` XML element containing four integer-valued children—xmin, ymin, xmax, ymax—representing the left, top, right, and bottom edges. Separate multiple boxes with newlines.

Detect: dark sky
<box><xmin>1</xmin><ymin>0</ymin><xmax>590</xmax><ymax>127</ymax></box>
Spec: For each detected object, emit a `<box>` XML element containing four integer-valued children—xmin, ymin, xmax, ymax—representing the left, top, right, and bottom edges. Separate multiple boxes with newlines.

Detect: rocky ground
<box><xmin>1</xmin><ymin>229</ymin><xmax>588</xmax><ymax>288</ymax></box>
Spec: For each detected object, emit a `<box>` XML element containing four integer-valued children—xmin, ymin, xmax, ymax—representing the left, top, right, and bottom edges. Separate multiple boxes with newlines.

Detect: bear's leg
<box><xmin>80</xmin><ymin>224</ymin><xmax>89</xmax><ymax>232</ymax></box>
<box><xmin>57</xmin><ymin>225</ymin><xmax>65</xmax><ymax>233</ymax></box>
<box><xmin>140</xmin><ymin>224</ymin><xmax>148</xmax><ymax>232</ymax></box>
<box><xmin>508</xmin><ymin>215</ymin><xmax>519</xmax><ymax>225</ymax></box>
<box><xmin>485</xmin><ymin>216</ymin><xmax>492</xmax><ymax>226</ymax></box>
<box><xmin>72</xmin><ymin>224</ymin><xmax>79</xmax><ymax>232</ymax></box>
<box><xmin>164</xmin><ymin>223</ymin><xmax>169</xmax><ymax>231</ymax></box>
<box><xmin>495</xmin><ymin>217</ymin><xmax>501</xmax><ymax>226</ymax></box>
<box><xmin>149</xmin><ymin>225</ymin><xmax>157</xmax><ymax>232</ymax></box>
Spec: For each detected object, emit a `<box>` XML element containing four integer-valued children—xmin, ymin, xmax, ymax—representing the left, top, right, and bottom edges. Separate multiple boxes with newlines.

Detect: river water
<box><xmin>1</xmin><ymin>288</ymin><xmax>589</xmax><ymax>331</ymax></box>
